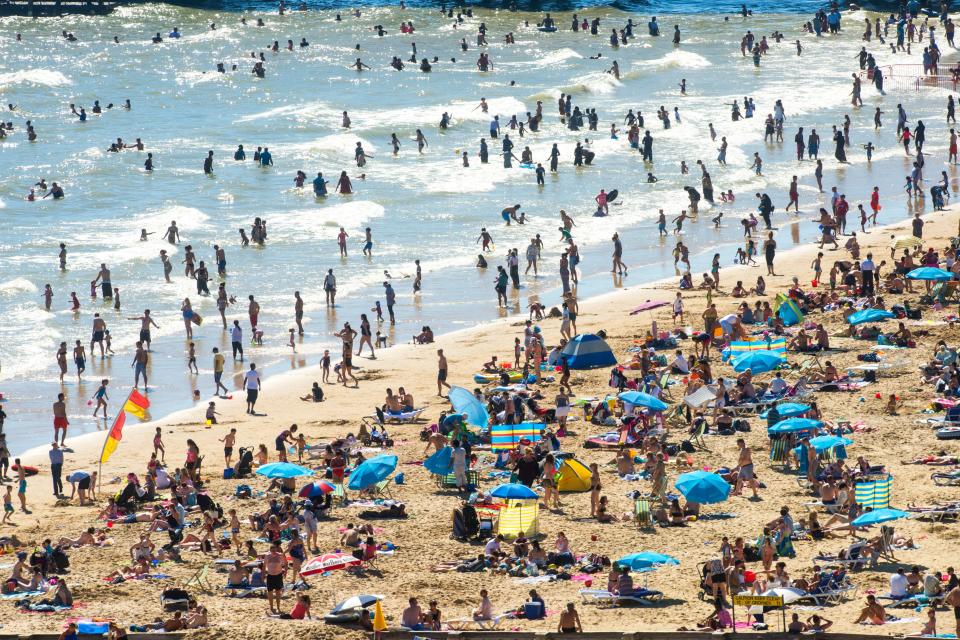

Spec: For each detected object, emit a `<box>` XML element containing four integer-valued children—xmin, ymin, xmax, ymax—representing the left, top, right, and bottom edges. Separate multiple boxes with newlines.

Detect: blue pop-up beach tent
<box><xmin>561</xmin><ymin>334</ymin><xmax>616</xmax><ymax>369</ymax></box>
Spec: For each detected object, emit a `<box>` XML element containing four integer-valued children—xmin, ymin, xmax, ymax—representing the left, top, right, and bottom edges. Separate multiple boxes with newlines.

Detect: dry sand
<box><xmin>6</xmin><ymin>206</ymin><xmax>960</xmax><ymax>636</ymax></box>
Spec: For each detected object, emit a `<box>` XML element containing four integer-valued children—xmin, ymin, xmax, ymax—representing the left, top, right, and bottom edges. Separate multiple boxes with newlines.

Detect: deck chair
<box><xmin>182</xmin><ymin>563</ymin><xmax>213</xmax><ymax>594</ymax></box>
<box><xmin>446</xmin><ymin>613</ymin><xmax>511</xmax><ymax>630</ymax></box>
<box><xmin>769</xmin><ymin>436</ymin><xmax>791</xmax><ymax>469</ymax></box>
<box><xmin>813</xmin><ymin>541</ymin><xmax>870</xmax><ymax>570</ymax></box>
<box><xmin>635</xmin><ymin>497</ymin><xmax>654</xmax><ymax>529</ymax></box>
<box><xmin>331</xmin><ymin>483</ymin><xmax>348</xmax><ymax>506</ymax></box>
<box><xmin>366</xmin><ymin>478</ymin><xmax>393</xmax><ymax>499</ymax></box>
<box><xmin>657</xmin><ymin>370</ymin><xmax>675</xmax><ymax>401</ymax></box>
<box><xmin>877</xmin><ymin>526</ymin><xmax>899</xmax><ymax>562</ymax></box>
<box><xmin>690</xmin><ymin>419</ymin><xmax>709</xmax><ymax>451</ymax></box>
<box><xmin>649</xmin><ymin>474</ymin><xmax>668</xmax><ymax>501</ymax></box>
<box><xmin>436</xmin><ymin>470</ymin><xmax>480</xmax><ymax>490</ymax></box>
<box><xmin>578</xmin><ymin>588</ymin><xmax>664</xmax><ymax>606</ymax></box>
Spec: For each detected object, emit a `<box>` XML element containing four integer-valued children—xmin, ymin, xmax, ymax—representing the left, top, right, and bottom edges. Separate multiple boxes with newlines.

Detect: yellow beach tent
<box><xmin>556</xmin><ymin>458</ymin><xmax>592</xmax><ymax>493</ymax></box>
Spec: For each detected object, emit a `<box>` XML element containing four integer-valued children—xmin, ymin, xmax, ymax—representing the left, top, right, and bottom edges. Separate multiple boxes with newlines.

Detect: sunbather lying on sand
<box><xmin>59</xmin><ymin>527</ymin><xmax>110</xmax><ymax>547</ymax></box>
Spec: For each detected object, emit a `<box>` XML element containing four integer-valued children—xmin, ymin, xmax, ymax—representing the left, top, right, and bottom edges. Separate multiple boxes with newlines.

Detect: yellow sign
<box><xmin>732</xmin><ymin>595</ymin><xmax>784</xmax><ymax>607</ymax></box>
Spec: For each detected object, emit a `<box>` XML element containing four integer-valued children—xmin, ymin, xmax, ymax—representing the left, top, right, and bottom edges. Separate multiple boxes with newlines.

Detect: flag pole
<box><xmin>99</xmin><ymin>388</ymin><xmax>134</xmax><ymax>470</ymax></box>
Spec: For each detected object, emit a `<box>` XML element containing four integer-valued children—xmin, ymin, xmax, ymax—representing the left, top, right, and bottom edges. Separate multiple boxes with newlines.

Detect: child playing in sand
<box><xmin>228</xmin><ymin>508</ymin><xmax>241</xmax><ymax>552</ymax></box>
<box><xmin>295</xmin><ymin>434</ymin><xmax>307</xmax><ymax>463</ymax></box>
<box><xmin>2</xmin><ymin>485</ymin><xmax>13</xmax><ymax>523</ymax></box>
<box><xmin>885</xmin><ymin>394</ymin><xmax>902</xmax><ymax>415</ymax></box>
<box><xmin>205</xmin><ymin>401</ymin><xmax>218</xmax><ymax>425</ymax></box>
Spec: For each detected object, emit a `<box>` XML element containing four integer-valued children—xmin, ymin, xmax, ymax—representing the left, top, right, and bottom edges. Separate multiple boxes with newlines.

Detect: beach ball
<box><xmin>875</xmin><ymin>393</ymin><xmax>882</xmax><ymax>399</ymax></box>
<box><xmin>858</xmin><ymin>397</ymin><xmax>865</xmax><ymax>402</ymax></box>
<box><xmin>107</xmin><ymin>521</ymin><xmax>114</xmax><ymax>528</ymax></box>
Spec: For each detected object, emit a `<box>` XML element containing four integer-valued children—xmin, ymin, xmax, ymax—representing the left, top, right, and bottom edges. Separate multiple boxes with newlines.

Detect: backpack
<box><xmin>680</xmin><ymin>440</ymin><xmax>695</xmax><ymax>454</ymax></box>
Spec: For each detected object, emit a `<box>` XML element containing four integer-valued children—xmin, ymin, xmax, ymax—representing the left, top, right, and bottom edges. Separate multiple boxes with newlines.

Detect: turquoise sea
<box><xmin>0</xmin><ymin>1</ymin><xmax>952</xmax><ymax>453</ymax></box>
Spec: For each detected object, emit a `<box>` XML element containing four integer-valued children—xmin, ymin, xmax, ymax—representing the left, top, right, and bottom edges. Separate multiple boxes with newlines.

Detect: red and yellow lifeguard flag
<box><xmin>100</xmin><ymin>410</ymin><xmax>126</xmax><ymax>464</ymax></box>
<box><xmin>123</xmin><ymin>389</ymin><xmax>150</xmax><ymax>420</ymax></box>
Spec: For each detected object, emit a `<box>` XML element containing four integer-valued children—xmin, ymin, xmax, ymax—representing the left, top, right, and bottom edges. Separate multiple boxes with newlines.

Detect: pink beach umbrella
<box><xmin>300</xmin><ymin>552</ymin><xmax>361</xmax><ymax>576</ymax></box>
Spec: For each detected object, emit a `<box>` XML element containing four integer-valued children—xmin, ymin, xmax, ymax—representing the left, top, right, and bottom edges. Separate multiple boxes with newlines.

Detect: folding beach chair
<box><xmin>689</xmin><ymin>419</ymin><xmax>709</xmax><ymax>451</ymax></box>
<box><xmin>657</xmin><ymin>370</ymin><xmax>675</xmax><ymax>401</ymax></box>
<box><xmin>182</xmin><ymin>563</ymin><xmax>213</xmax><ymax>594</ymax></box>
<box><xmin>331</xmin><ymin>483</ymin><xmax>348</xmax><ymax>506</ymax></box>
<box><xmin>769</xmin><ymin>436</ymin><xmax>791</xmax><ymax>469</ymax></box>
<box><xmin>367</xmin><ymin>478</ymin><xmax>393</xmax><ymax>499</ymax></box>
<box><xmin>635</xmin><ymin>497</ymin><xmax>654</xmax><ymax>529</ymax></box>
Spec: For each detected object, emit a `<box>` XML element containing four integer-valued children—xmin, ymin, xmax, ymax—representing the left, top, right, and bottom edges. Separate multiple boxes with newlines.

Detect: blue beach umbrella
<box><xmin>767</xmin><ymin>418</ymin><xmax>824</xmax><ymax>434</ymax></box>
<box><xmin>618</xmin><ymin>391</ymin><xmax>669</xmax><ymax>412</ymax></box>
<box><xmin>847</xmin><ymin>308</ymin><xmax>895</xmax><ymax>325</ymax></box>
<box><xmin>760</xmin><ymin>403</ymin><xmax>811</xmax><ymax>419</ymax></box>
<box><xmin>490</xmin><ymin>483</ymin><xmax>538</xmax><ymax>500</ymax></box>
<box><xmin>851</xmin><ymin>508</ymin><xmax>908</xmax><ymax>528</ymax></box>
<box><xmin>731</xmin><ymin>350</ymin><xmax>786</xmax><ymax>374</ymax></box>
<box><xmin>348</xmin><ymin>454</ymin><xmax>398</xmax><ymax>490</ymax></box>
<box><xmin>906</xmin><ymin>267</ymin><xmax>953</xmax><ymax>281</ymax></box>
<box><xmin>449</xmin><ymin>386</ymin><xmax>490</xmax><ymax>428</ymax></box>
<box><xmin>423</xmin><ymin>446</ymin><xmax>454</xmax><ymax>476</ymax></box>
<box><xmin>255</xmin><ymin>462</ymin><xmax>314</xmax><ymax>479</ymax></box>
<box><xmin>615</xmin><ymin>552</ymin><xmax>680</xmax><ymax>572</ymax></box>
<box><xmin>674</xmin><ymin>471</ymin><xmax>731</xmax><ymax>504</ymax></box>
<box><xmin>807</xmin><ymin>435</ymin><xmax>853</xmax><ymax>452</ymax></box>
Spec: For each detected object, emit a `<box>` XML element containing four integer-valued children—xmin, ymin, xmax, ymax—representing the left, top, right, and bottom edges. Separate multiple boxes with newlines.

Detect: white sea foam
<box><xmin>0</xmin><ymin>69</ymin><xmax>71</xmax><ymax>88</ymax></box>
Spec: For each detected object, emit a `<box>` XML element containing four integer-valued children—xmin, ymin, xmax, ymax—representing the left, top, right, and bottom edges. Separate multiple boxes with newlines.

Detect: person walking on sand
<box><xmin>733</xmin><ymin>437</ymin><xmax>759</xmax><ymax>499</ymax></box>
<box><xmin>437</xmin><ymin>348</ymin><xmax>451</xmax><ymax>397</ymax></box>
<box><xmin>244</xmin><ymin>363</ymin><xmax>261</xmax><ymax>415</ymax></box>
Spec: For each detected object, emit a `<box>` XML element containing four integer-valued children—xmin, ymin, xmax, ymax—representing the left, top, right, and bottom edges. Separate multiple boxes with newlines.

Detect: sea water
<box><xmin>0</xmin><ymin>2</ymin><xmax>953</xmax><ymax>454</ymax></box>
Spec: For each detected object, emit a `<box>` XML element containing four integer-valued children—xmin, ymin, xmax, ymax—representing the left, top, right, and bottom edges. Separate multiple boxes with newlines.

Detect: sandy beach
<box><xmin>3</xmin><ymin>201</ymin><xmax>959</xmax><ymax>636</ymax></box>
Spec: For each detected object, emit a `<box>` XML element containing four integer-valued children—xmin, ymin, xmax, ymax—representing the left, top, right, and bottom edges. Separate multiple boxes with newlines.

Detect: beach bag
<box><xmin>680</xmin><ymin>440</ymin><xmax>695</xmax><ymax>454</ymax></box>
<box><xmin>734</xmin><ymin>419</ymin><xmax>751</xmax><ymax>432</ymax></box>
<box><xmin>235</xmin><ymin>484</ymin><xmax>252</xmax><ymax>499</ymax></box>
<box><xmin>864</xmin><ymin>370</ymin><xmax>877</xmax><ymax>383</ymax></box>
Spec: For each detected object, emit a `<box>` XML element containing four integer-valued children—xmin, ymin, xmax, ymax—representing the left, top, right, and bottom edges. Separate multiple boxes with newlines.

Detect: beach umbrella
<box><xmin>760</xmin><ymin>403</ymin><xmax>810</xmax><ymax>419</ymax></box>
<box><xmin>847</xmin><ymin>308</ymin><xmax>895</xmax><ymax>325</ymax></box>
<box><xmin>906</xmin><ymin>267</ymin><xmax>953</xmax><ymax>281</ymax></box>
<box><xmin>890</xmin><ymin>235</ymin><xmax>922</xmax><ymax>250</ymax></box>
<box><xmin>806</xmin><ymin>435</ymin><xmax>854</xmax><ymax>452</ymax></box>
<box><xmin>298</xmin><ymin>481</ymin><xmax>335</xmax><ymax>498</ymax></box>
<box><xmin>629</xmin><ymin>300</ymin><xmax>669</xmax><ymax>315</ymax></box>
<box><xmin>618</xmin><ymin>391</ymin><xmax>669</xmax><ymax>412</ymax></box>
<box><xmin>300</xmin><ymin>553</ymin><xmax>361</xmax><ymax>576</ymax></box>
<box><xmin>851</xmin><ymin>507</ymin><xmax>909</xmax><ymax>528</ymax></box>
<box><xmin>331</xmin><ymin>594</ymin><xmax>383</xmax><ymax>614</ymax></box>
<box><xmin>490</xmin><ymin>482</ymin><xmax>538</xmax><ymax>500</ymax></box>
<box><xmin>348</xmin><ymin>454</ymin><xmax>398</xmax><ymax>490</ymax></box>
<box><xmin>449</xmin><ymin>385</ymin><xmax>490</xmax><ymax>428</ymax></box>
<box><xmin>615</xmin><ymin>551</ymin><xmax>680</xmax><ymax>572</ymax></box>
<box><xmin>767</xmin><ymin>417</ymin><xmax>823</xmax><ymax>434</ymax></box>
<box><xmin>423</xmin><ymin>446</ymin><xmax>454</xmax><ymax>475</ymax></box>
<box><xmin>731</xmin><ymin>350</ymin><xmax>786</xmax><ymax>374</ymax></box>
<box><xmin>255</xmin><ymin>462</ymin><xmax>315</xmax><ymax>479</ymax></box>
<box><xmin>674</xmin><ymin>471</ymin><xmax>731</xmax><ymax>504</ymax></box>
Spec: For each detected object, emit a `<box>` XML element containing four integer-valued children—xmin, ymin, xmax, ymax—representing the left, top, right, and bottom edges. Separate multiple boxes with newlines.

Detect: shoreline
<box><xmin>19</xmin><ymin>201</ymin><xmax>954</xmax><ymax>471</ymax></box>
